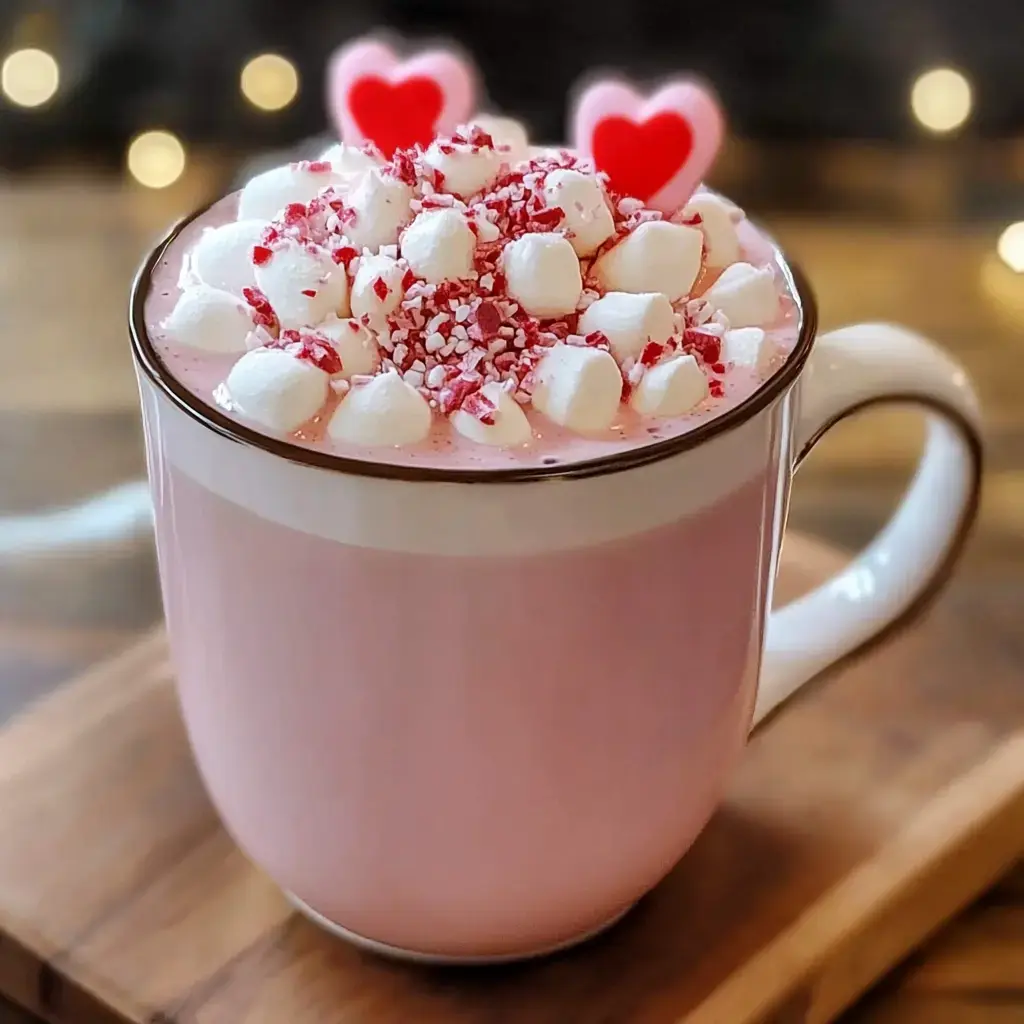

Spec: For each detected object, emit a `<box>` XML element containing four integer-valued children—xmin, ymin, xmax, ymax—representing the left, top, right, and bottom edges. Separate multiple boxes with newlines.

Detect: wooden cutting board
<box><xmin>0</xmin><ymin>535</ymin><xmax>1022</xmax><ymax>1024</ymax></box>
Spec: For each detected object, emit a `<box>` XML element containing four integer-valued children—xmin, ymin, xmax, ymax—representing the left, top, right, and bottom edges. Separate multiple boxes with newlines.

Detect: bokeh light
<box><xmin>240</xmin><ymin>53</ymin><xmax>299</xmax><ymax>112</ymax></box>
<box><xmin>997</xmin><ymin>222</ymin><xmax>1024</xmax><ymax>273</ymax></box>
<box><xmin>1</xmin><ymin>48</ymin><xmax>60</xmax><ymax>108</ymax></box>
<box><xmin>911</xmin><ymin>68</ymin><xmax>973</xmax><ymax>134</ymax></box>
<box><xmin>127</xmin><ymin>130</ymin><xmax>187</xmax><ymax>189</ymax></box>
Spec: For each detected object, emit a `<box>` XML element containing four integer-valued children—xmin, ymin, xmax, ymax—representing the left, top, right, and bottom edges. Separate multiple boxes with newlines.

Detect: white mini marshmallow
<box><xmin>577</xmin><ymin>291</ymin><xmax>675</xmax><ymax>364</ymax></box>
<box><xmin>345</xmin><ymin>168</ymin><xmax>414</xmax><ymax>253</ymax></box>
<box><xmin>532</xmin><ymin>344</ymin><xmax>622</xmax><ymax>433</ymax></box>
<box><xmin>253</xmin><ymin>239</ymin><xmax>349</xmax><ymax>330</ymax></box>
<box><xmin>162</xmin><ymin>285</ymin><xmax>253</xmax><ymax>353</ymax></box>
<box><xmin>543</xmin><ymin>169</ymin><xmax>615</xmax><ymax>257</ymax></box>
<box><xmin>593</xmin><ymin>221</ymin><xmax>703</xmax><ymax>302</ymax></box>
<box><xmin>225</xmin><ymin>347</ymin><xmax>328</xmax><ymax>434</ymax></box>
<box><xmin>328</xmin><ymin>369</ymin><xmax>431</xmax><ymax>446</ymax></box>
<box><xmin>350</xmin><ymin>254</ymin><xmax>406</xmax><ymax>323</ymax></box>
<box><xmin>470</xmin><ymin>115</ymin><xmax>530</xmax><ymax>167</ymax></box>
<box><xmin>471</xmin><ymin>212</ymin><xmax>501</xmax><ymax>243</ymax></box>
<box><xmin>316</xmin><ymin>316</ymin><xmax>379</xmax><ymax>378</ymax></box>
<box><xmin>502</xmin><ymin>233</ymin><xmax>582</xmax><ymax>317</ymax></box>
<box><xmin>192</xmin><ymin>220</ymin><xmax>266</xmax><ymax>296</ymax></box>
<box><xmin>424</xmin><ymin>138</ymin><xmax>501</xmax><ymax>199</ymax></box>
<box><xmin>721</xmin><ymin>326</ymin><xmax>775</xmax><ymax>373</ymax></box>
<box><xmin>704</xmin><ymin>262</ymin><xmax>779</xmax><ymax>328</ymax></box>
<box><xmin>630</xmin><ymin>354</ymin><xmax>708</xmax><ymax>416</ymax></box>
<box><xmin>238</xmin><ymin>163</ymin><xmax>345</xmax><ymax>221</ymax></box>
<box><xmin>450</xmin><ymin>382</ymin><xmax>532</xmax><ymax>447</ymax></box>
<box><xmin>320</xmin><ymin>142</ymin><xmax>381</xmax><ymax>178</ymax></box>
<box><xmin>400</xmin><ymin>208</ymin><xmax>476</xmax><ymax>284</ymax></box>
<box><xmin>681</xmin><ymin>193</ymin><xmax>742</xmax><ymax>268</ymax></box>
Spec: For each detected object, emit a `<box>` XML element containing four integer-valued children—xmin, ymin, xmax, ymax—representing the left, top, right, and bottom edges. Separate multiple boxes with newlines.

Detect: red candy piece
<box><xmin>474</xmin><ymin>300</ymin><xmax>502</xmax><ymax>338</ymax></box>
<box><xmin>332</xmin><ymin>245</ymin><xmax>359</xmax><ymax>268</ymax></box>
<box><xmin>347</xmin><ymin>76</ymin><xmax>444</xmax><ymax>158</ymax></box>
<box><xmin>591</xmin><ymin>112</ymin><xmax>694</xmax><ymax>202</ymax></box>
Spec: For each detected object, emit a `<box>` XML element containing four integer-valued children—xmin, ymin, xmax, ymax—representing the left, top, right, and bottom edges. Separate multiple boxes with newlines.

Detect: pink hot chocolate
<box><xmin>135</xmin><ymin>106</ymin><xmax>803</xmax><ymax>960</ymax></box>
<box><xmin>146</xmin><ymin>121</ymin><xmax>798</xmax><ymax>472</ymax></box>
<box><xmin>130</xmin><ymin>48</ymin><xmax>980</xmax><ymax>963</ymax></box>
<box><xmin>148</xmin><ymin>441</ymin><xmax>783</xmax><ymax>956</ymax></box>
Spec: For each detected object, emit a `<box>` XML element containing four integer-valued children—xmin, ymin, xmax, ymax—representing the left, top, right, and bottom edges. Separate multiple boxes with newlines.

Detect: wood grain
<box><xmin>0</xmin><ymin>537</ymin><xmax>1021</xmax><ymax>1024</ymax></box>
<box><xmin>843</xmin><ymin>862</ymin><xmax>1024</xmax><ymax>1022</ymax></box>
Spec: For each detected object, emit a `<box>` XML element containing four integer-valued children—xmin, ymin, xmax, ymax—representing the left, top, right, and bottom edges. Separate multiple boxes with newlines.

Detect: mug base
<box><xmin>285</xmin><ymin>891</ymin><xmax>635</xmax><ymax>965</ymax></box>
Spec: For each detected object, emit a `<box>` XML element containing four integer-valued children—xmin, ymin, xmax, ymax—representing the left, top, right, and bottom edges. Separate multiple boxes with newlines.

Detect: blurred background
<box><xmin>1</xmin><ymin>0</ymin><xmax>1022</xmax><ymax>700</ymax></box>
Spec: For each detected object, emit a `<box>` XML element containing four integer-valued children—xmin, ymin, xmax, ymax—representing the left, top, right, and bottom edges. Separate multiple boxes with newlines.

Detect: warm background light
<box><xmin>1</xmin><ymin>48</ymin><xmax>60</xmax><ymax>108</ymax></box>
<box><xmin>997</xmin><ymin>222</ymin><xmax>1024</xmax><ymax>273</ymax></box>
<box><xmin>240</xmin><ymin>53</ymin><xmax>299</xmax><ymax>112</ymax></box>
<box><xmin>911</xmin><ymin>67</ymin><xmax>973</xmax><ymax>134</ymax></box>
<box><xmin>127</xmin><ymin>130</ymin><xmax>187</xmax><ymax>189</ymax></box>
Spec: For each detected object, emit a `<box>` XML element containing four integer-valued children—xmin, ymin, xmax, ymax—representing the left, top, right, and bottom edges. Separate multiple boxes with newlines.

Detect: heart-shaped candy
<box><xmin>328</xmin><ymin>38</ymin><xmax>477</xmax><ymax>158</ymax></box>
<box><xmin>572</xmin><ymin>79</ymin><xmax>724</xmax><ymax>214</ymax></box>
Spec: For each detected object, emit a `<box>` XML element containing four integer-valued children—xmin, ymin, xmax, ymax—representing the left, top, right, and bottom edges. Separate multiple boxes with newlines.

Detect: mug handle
<box><xmin>753</xmin><ymin>323</ymin><xmax>983</xmax><ymax>726</ymax></box>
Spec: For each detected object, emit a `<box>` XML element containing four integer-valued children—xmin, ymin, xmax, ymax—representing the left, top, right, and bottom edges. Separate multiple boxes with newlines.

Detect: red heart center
<box><xmin>348</xmin><ymin>75</ymin><xmax>444</xmax><ymax>158</ymax></box>
<box><xmin>591</xmin><ymin>112</ymin><xmax>694</xmax><ymax>202</ymax></box>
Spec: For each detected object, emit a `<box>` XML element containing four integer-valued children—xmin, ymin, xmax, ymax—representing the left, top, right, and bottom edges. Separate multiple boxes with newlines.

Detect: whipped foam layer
<box><xmin>147</xmin><ymin>121</ymin><xmax>799</xmax><ymax>469</ymax></box>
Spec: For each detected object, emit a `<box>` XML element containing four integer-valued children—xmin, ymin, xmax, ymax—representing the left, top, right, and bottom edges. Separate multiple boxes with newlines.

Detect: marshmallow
<box><xmin>320</xmin><ymin>143</ymin><xmax>381</xmax><ymax>178</ymax></box>
<box><xmin>543</xmin><ymin>169</ymin><xmax>615</xmax><ymax>257</ymax></box>
<box><xmin>577</xmin><ymin>292</ymin><xmax>675</xmax><ymax>364</ymax></box>
<box><xmin>469</xmin><ymin>115</ymin><xmax>530</xmax><ymax>167</ymax></box>
<box><xmin>532</xmin><ymin>344</ymin><xmax>622</xmax><ymax>433</ymax></box>
<box><xmin>316</xmin><ymin>316</ymin><xmax>379</xmax><ymax>378</ymax></box>
<box><xmin>471</xmin><ymin>211</ymin><xmax>501</xmax><ymax>243</ymax></box>
<box><xmin>350</xmin><ymin>254</ymin><xmax>406</xmax><ymax>323</ymax></box>
<box><xmin>345</xmin><ymin>169</ymin><xmax>414</xmax><ymax>253</ymax></box>
<box><xmin>502</xmin><ymin>233</ymin><xmax>582</xmax><ymax>317</ymax></box>
<box><xmin>253</xmin><ymin>239</ymin><xmax>350</xmax><ymax>330</ymax></box>
<box><xmin>681</xmin><ymin>193</ymin><xmax>742</xmax><ymax>268</ymax></box>
<box><xmin>593</xmin><ymin>221</ymin><xmax>703</xmax><ymax>302</ymax></box>
<box><xmin>225</xmin><ymin>347</ymin><xmax>328</xmax><ymax>434</ymax></box>
<box><xmin>328</xmin><ymin>369</ymin><xmax>432</xmax><ymax>446</ymax></box>
<box><xmin>630</xmin><ymin>354</ymin><xmax>709</xmax><ymax>417</ymax></box>
<box><xmin>162</xmin><ymin>285</ymin><xmax>253</xmax><ymax>353</ymax></box>
<box><xmin>721</xmin><ymin>327</ymin><xmax>775</xmax><ymax>374</ymax></box>
<box><xmin>400</xmin><ymin>208</ymin><xmax>476</xmax><ymax>284</ymax></box>
<box><xmin>192</xmin><ymin>220</ymin><xmax>266</xmax><ymax>296</ymax></box>
<box><xmin>238</xmin><ymin>163</ymin><xmax>344</xmax><ymax>221</ymax></box>
<box><xmin>424</xmin><ymin>138</ymin><xmax>501</xmax><ymax>199</ymax></box>
<box><xmin>450</xmin><ymin>382</ymin><xmax>532</xmax><ymax>447</ymax></box>
<box><xmin>704</xmin><ymin>262</ymin><xmax>779</xmax><ymax>328</ymax></box>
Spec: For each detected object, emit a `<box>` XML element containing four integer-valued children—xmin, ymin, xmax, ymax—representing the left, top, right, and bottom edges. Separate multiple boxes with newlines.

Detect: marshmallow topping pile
<box><xmin>162</xmin><ymin>121</ymin><xmax>785</xmax><ymax>448</ymax></box>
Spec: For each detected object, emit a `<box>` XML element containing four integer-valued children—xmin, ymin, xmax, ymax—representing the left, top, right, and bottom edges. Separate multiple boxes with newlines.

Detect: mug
<box><xmin>129</xmin><ymin>210</ymin><xmax>982</xmax><ymax>964</ymax></box>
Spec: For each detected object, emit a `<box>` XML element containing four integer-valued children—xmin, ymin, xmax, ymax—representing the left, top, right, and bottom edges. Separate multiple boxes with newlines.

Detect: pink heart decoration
<box><xmin>328</xmin><ymin>38</ymin><xmax>477</xmax><ymax>157</ymax></box>
<box><xmin>572</xmin><ymin>78</ymin><xmax>725</xmax><ymax>214</ymax></box>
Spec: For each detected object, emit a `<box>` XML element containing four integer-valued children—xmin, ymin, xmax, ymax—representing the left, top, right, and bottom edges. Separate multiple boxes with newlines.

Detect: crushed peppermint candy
<box><xmin>217</xmin><ymin>127</ymin><xmax>767</xmax><ymax>422</ymax></box>
<box><xmin>291</xmin><ymin>159</ymin><xmax>336</xmax><ymax>174</ymax></box>
<box><xmin>242</xmin><ymin>287</ymin><xmax>279</xmax><ymax>335</ymax></box>
<box><xmin>270</xmin><ymin>329</ymin><xmax>343</xmax><ymax>375</ymax></box>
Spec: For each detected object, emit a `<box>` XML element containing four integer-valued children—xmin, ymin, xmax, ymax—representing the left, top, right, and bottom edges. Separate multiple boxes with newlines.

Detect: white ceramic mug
<box><xmin>127</xmin><ymin>217</ymin><xmax>982</xmax><ymax>963</ymax></box>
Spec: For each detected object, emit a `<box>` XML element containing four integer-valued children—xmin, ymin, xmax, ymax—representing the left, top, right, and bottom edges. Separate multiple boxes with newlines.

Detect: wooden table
<box><xmin>0</xmin><ymin>157</ymin><xmax>1022</xmax><ymax>1021</ymax></box>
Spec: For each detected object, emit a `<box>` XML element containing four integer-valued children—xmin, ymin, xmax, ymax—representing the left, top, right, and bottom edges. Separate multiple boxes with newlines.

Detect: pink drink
<box><xmin>134</xmin><ymin>132</ymin><xmax>805</xmax><ymax>959</ymax></box>
<box><xmin>140</xmin><ymin>378</ymin><xmax>789</xmax><ymax>956</ymax></box>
